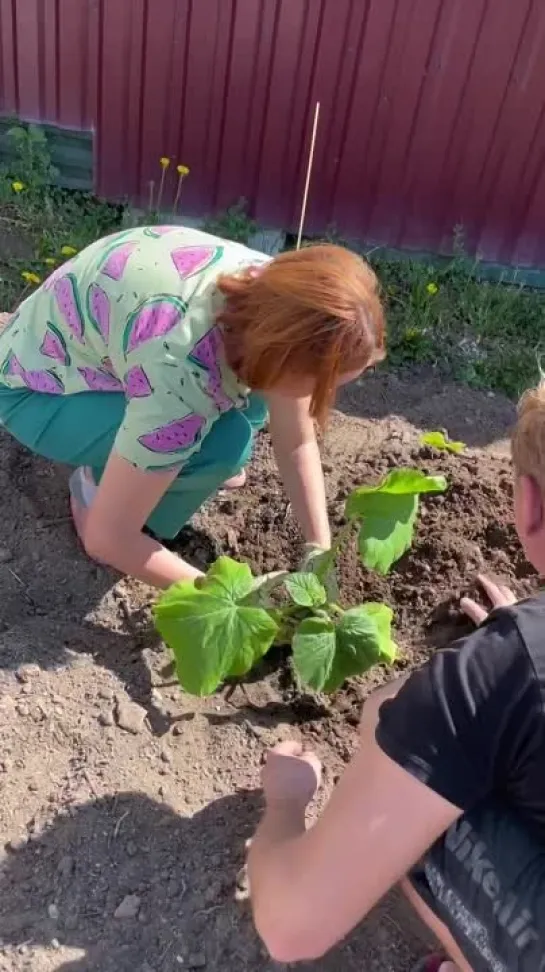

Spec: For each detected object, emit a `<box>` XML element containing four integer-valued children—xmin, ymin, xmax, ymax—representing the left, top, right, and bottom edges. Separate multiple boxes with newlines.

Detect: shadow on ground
<box><xmin>0</xmin><ymin>790</ymin><xmax>426</xmax><ymax>972</ymax></box>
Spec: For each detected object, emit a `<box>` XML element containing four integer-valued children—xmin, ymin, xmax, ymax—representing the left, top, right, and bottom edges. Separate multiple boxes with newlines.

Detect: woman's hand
<box><xmin>461</xmin><ymin>573</ymin><xmax>517</xmax><ymax>625</ymax></box>
<box><xmin>266</xmin><ymin>392</ymin><xmax>331</xmax><ymax>550</ymax></box>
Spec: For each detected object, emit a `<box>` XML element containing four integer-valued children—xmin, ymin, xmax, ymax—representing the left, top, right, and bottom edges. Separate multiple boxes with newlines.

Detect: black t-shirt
<box><xmin>376</xmin><ymin>593</ymin><xmax>545</xmax><ymax>838</ymax></box>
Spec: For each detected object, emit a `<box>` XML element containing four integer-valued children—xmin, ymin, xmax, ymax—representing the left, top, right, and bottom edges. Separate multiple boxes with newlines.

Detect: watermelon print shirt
<box><xmin>0</xmin><ymin>227</ymin><xmax>271</xmax><ymax>469</ymax></box>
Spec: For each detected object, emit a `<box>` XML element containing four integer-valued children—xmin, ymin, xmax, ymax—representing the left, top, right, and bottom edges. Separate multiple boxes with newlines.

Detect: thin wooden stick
<box><xmin>296</xmin><ymin>101</ymin><xmax>320</xmax><ymax>250</ymax></box>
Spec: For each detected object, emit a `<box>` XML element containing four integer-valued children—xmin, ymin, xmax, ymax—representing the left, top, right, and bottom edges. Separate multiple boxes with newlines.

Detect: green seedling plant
<box><xmin>154</xmin><ymin>468</ymin><xmax>447</xmax><ymax>698</ymax></box>
<box><xmin>420</xmin><ymin>430</ymin><xmax>466</xmax><ymax>455</ymax></box>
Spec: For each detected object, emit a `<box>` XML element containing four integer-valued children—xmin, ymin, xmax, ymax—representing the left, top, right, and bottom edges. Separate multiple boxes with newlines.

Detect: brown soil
<box><xmin>0</xmin><ymin>372</ymin><xmax>531</xmax><ymax>971</ymax></box>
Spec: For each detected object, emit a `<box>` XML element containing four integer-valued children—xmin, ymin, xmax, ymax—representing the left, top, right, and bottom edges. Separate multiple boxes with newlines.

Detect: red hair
<box><xmin>217</xmin><ymin>244</ymin><xmax>385</xmax><ymax>425</ymax></box>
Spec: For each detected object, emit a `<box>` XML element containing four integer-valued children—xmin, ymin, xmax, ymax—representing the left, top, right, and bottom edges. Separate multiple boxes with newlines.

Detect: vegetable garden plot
<box><xmin>162</xmin><ymin>433</ymin><xmax>532</xmax><ymax>705</ymax></box>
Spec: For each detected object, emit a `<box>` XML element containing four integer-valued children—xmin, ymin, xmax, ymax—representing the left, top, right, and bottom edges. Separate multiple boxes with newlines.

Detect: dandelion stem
<box><xmin>157</xmin><ymin>170</ymin><xmax>167</xmax><ymax>213</ymax></box>
<box><xmin>173</xmin><ymin>176</ymin><xmax>184</xmax><ymax>215</ymax></box>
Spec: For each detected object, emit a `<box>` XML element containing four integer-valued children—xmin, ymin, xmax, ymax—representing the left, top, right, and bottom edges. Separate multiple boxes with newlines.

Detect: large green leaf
<box><xmin>284</xmin><ymin>572</ymin><xmax>327</xmax><ymax>608</ymax></box>
<box><xmin>362</xmin><ymin>603</ymin><xmax>398</xmax><ymax>664</ymax></box>
<box><xmin>292</xmin><ymin>616</ymin><xmax>336</xmax><ymax>691</ymax></box>
<box><xmin>323</xmin><ymin>608</ymin><xmax>384</xmax><ymax>693</ymax></box>
<box><xmin>345</xmin><ymin>468</ymin><xmax>447</xmax><ymax>575</ymax></box>
<box><xmin>292</xmin><ymin>605</ymin><xmax>396</xmax><ymax>694</ymax></box>
<box><xmin>154</xmin><ymin>557</ymin><xmax>278</xmax><ymax>696</ymax></box>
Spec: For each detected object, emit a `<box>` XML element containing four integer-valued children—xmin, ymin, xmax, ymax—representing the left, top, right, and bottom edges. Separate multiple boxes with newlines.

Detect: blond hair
<box><xmin>512</xmin><ymin>381</ymin><xmax>545</xmax><ymax>489</ymax></box>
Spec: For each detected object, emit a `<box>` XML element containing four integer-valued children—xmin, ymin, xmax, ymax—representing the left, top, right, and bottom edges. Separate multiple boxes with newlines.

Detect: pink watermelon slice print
<box><xmin>78</xmin><ymin>367</ymin><xmax>124</xmax><ymax>392</ymax></box>
<box><xmin>206</xmin><ymin>370</ymin><xmax>232</xmax><ymax>413</ymax></box>
<box><xmin>44</xmin><ymin>260</ymin><xmax>75</xmax><ymax>292</ymax></box>
<box><xmin>86</xmin><ymin>283</ymin><xmax>111</xmax><ymax>342</ymax></box>
<box><xmin>124</xmin><ymin>365</ymin><xmax>152</xmax><ymax>399</ymax></box>
<box><xmin>54</xmin><ymin>274</ymin><xmax>85</xmax><ymax>342</ymax></box>
<box><xmin>122</xmin><ymin>295</ymin><xmax>186</xmax><ymax>355</ymax></box>
<box><xmin>40</xmin><ymin>321</ymin><xmax>71</xmax><ymax>366</ymax></box>
<box><xmin>188</xmin><ymin>327</ymin><xmax>223</xmax><ymax>371</ymax></box>
<box><xmin>170</xmin><ymin>245</ymin><xmax>223</xmax><ymax>280</ymax></box>
<box><xmin>7</xmin><ymin>354</ymin><xmax>64</xmax><ymax>394</ymax></box>
<box><xmin>138</xmin><ymin>413</ymin><xmax>205</xmax><ymax>454</ymax></box>
<box><xmin>99</xmin><ymin>240</ymin><xmax>138</xmax><ymax>281</ymax></box>
<box><xmin>6</xmin><ymin>353</ymin><xmax>25</xmax><ymax>378</ymax></box>
<box><xmin>144</xmin><ymin>227</ymin><xmax>178</xmax><ymax>239</ymax></box>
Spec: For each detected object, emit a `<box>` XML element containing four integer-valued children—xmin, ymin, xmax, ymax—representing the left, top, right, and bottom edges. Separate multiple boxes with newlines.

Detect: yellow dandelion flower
<box><xmin>21</xmin><ymin>270</ymin><xmax>41</xmax><ymax>286</ymax></box>
<box><xmin>11</xmin><ymin>180</ymin><xmax>25</xmax><ymax>193</ymax></box>
<box><xmin>177</xmin><ymin>164</ymin><xmax>190</xmax><ymax>177</ymax></box>
<box><xmin>426</xmin><ymin>282</ymin><xmax>438</xmax><ymax>295</ymax></box>
<box><xmin>160</xmin><ymin>157</ymin><xmax>171</xmax><ymax>169</ymax></box>
<box><xmin>60</xmin><ymin>245</ymin><xmax>78</xmax><ymax>257</ymax></box>
<box><xmin>44</xmin><ymin>257</ymin><xmax>57</xmax><ymax>267</ymax></box>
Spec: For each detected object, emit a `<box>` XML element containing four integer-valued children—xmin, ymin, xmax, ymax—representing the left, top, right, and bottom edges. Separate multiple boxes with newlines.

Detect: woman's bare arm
<box><xmin>266</xmin><ymin>392</ymin><xmax>331</xmax><ymax>549</ymax></box>
<box><xmin>83</xmin><ymin>452</ymin><xmax>203</xmax><ymax>588</ymax></box>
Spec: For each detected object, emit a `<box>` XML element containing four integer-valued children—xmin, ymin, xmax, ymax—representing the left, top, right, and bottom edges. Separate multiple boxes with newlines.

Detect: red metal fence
<box><xmin>2</xmin><ymin>0</ymin><xmax>545</xmax><ymax>266</ymax></box>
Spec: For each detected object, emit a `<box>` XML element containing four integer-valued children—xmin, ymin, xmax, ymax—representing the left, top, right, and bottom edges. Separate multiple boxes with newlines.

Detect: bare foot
<box><xmin>222</xmin><ymin>470</ymin><xmax>247</xmax><ymax>490</ymax></box>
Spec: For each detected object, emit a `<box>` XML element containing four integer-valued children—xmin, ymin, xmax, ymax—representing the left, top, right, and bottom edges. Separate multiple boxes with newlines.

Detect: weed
<box><xmin>203</xmin><ymin>198</ymin><xmax>257</xmax><ymax>245</ymax></box>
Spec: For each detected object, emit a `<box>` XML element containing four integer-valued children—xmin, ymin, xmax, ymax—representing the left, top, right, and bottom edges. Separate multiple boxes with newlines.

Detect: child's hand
<box><xmin>461</xmin><ymin>574</ymin><xmax>517</xmax><ymax>625</ymax></box>
<box><xmin>261</xmin><ymin>741</ymin><xmax>322</xmax><ymax>809</ymax></box>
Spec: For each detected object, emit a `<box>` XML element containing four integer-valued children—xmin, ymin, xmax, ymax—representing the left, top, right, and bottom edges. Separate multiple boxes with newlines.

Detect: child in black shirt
<box><xmin>248</xmin><ymin>382</ymin><xmax>545</xmax><ymax>972</ymax></box>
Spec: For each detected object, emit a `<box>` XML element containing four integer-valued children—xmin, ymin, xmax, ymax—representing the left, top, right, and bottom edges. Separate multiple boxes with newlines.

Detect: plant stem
<box><xmin>148</xmin><ymin>181</ymin><xmax>155</xmax><ymax>214</ymax></box>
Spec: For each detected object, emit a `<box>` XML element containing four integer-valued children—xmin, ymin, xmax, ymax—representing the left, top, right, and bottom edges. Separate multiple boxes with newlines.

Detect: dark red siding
<box><xmin>2</xmin><ymin>0</ymin><xmax>545</xmax><ymax>266</ymax></box>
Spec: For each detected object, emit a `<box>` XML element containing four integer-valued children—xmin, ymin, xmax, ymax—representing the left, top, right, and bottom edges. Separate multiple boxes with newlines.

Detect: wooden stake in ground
<box><xmin>296</xmin><ymin>101</ymin><xmax>321</xmax><ymax>250</ymax></box>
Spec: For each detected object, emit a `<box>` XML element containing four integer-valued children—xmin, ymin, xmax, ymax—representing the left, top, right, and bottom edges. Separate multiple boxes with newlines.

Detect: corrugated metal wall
<box><xmin>2</xmin><ymin>0</ymin><xmax>545</xmax><ymax>266</ymax></box>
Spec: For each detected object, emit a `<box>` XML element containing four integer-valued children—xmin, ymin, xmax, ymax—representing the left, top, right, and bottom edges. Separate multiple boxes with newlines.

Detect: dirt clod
<box><xmin>115</xmin><ymin>698</ymin><xmax>147</xmax><ymax>735</ymax></box>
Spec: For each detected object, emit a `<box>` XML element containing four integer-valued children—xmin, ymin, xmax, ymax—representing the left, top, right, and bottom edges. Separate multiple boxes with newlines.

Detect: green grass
<box><xmin>1</xmin><ymin>122</ymin><xmax>544</xmax><ymax>402</ymax></box>
<box><xmin>0</xmin><ymin>123</ymin><xmax>122</xmax><ymax>311</ymax></box>
<box><xmin>369</xmin><ymin>252</ymin><xmax>545</xmax><ymax>399</ymax></box>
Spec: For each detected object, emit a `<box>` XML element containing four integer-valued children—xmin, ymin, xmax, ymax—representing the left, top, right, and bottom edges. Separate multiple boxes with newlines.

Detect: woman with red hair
<box><xmin>0</xmin><ymin>227</ymin><xmax>384</xmax><ymax>587</ymax></box>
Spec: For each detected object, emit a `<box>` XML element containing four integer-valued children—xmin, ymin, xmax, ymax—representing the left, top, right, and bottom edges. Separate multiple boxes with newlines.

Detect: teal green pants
<box><xmin>0</xmin><ymin>386</ymin><xmax>267</xmax><ymax>539</ymax></box>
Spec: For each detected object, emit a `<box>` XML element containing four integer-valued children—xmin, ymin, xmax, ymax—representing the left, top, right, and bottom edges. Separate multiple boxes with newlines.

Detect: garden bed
<box><xmin>0</xmin><ymin>372</ymin><xmax>530</xmax><ymax>971</ymax></box>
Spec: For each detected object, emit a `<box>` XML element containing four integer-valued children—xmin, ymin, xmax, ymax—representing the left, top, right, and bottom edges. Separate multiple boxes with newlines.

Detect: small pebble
<box><xmin>114</xmin><ymin>894</ymin><xmax>141</xmax><ymax>919</ymax></box>
<box><xmin>98</xmin><ymin>711</ymin><xmax>114</xmax><ymax>727</ymax></box>
<box><xmin>48</xmin><ymin>903</ymin><xmax>59</xmax><ymax>921</ymax></box>
<box><xmin>115</xmin><ymin>698</ymin><xmax>147</xmax><ymax>735</ymax></box>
